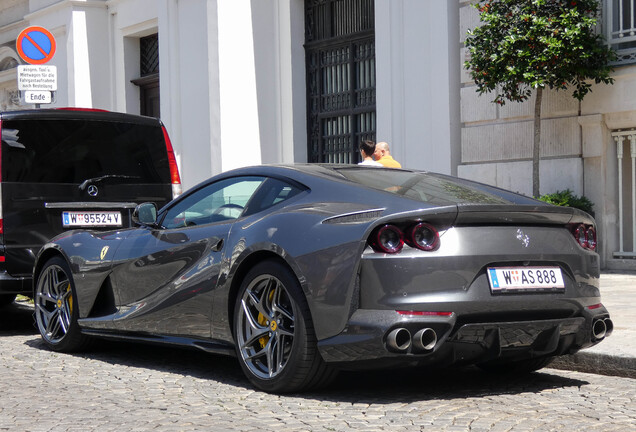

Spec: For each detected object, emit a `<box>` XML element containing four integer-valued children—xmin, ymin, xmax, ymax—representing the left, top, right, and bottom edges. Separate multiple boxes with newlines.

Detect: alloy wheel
<box><xmin>236</xmin><ymin>274</ymin><xmax>297</xmax><ymax>380</ymax></box>
<box><xmin>35</xmin><ymin>264</ymin><xmax>74</xmax><ymax>344</ymax></box>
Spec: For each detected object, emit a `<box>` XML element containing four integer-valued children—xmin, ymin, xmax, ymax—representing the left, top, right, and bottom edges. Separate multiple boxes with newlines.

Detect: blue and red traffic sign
<box><xmin>16</xmin><ymin>26</ymin><xmax>56</xmax><ymax>65</ymax></box>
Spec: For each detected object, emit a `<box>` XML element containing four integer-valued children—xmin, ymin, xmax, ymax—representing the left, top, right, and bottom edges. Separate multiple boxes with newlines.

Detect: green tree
<box><xmin>464</xmin><ymin>0</ymin><xmax>615</xmax><ymax>197</ymax></box>
<box><xmin>538</xmin><ymin>189</ymin><xmax>594</xmax><ymax>215</ymax></box>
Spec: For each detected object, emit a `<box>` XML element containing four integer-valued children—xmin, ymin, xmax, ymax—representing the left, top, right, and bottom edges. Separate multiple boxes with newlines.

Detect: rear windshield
<box><xmin>333</xmin><ymin>167</ymin><xmax>536</xmax><ymax>206</ymax></box>
<box><xmin>1</xmin><ymin>119</ymin><xmax>170</xmax><ymax>184</ymax></box>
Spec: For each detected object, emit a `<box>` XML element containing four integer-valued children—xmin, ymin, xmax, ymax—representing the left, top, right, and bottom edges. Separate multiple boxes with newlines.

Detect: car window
<box><xmin>334</xmin><ymin>167</ymin><xmax>514</xmax><ymax>205</ymax></box>
<box><xmin>1</xmin><ymin>119</ymin><xmax>170</xmax><ymax>183</ymax></box>
<box><xmin>242</xmin><ymin>177</ymin><xmax>304</xmax><ymax>217</ymax></box>
<box><xmin>161</xmin><ymin>177</ymin><xmax>265</xmax><ymax>228</ymax></box>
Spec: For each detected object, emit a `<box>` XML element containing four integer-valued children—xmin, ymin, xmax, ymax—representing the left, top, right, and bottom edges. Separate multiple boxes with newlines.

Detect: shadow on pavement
<box><xmin>23</xmin><ymin>332</ymin><xmax>589</xmax><ymax>402</ymax></box>
<box><xmin>25</xmin><ymin>336</ymin><xmax>252</xmax><ymax>390</ymax></box>
<box><xmin>322</xmin><ymin>366</ymin><xmax>589</xmax><ymax>404</ymax></box>
<box><xmin>0</xmin><ymin>300</ymin><xmax>36</xmax><ymax>335</ymax></box>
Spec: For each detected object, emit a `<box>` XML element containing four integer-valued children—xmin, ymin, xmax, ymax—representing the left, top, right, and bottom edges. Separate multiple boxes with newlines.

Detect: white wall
<box><xmin>217</xmin><ymin>0</ymin><xmax>262</xmax><ymax>172</ymax></box>
<box><xmin>109</xmin><ymin>0</ymin><xmax>306</xmax><ymax>189</ymax></box>
<box><xmin>375</xmin><ymin>0</ymin><xmax>460</xmax><ymax>174</ymax></box>
<box><xmin>250</xmin><ymin>0</ymin><xmax>306</xmax><ymax>164</ymax></box>
<box><xmin>25</xmin><ymin>1</ymin><xmax>111</xmax><ymax>108</ymax></box>
<box><xmin>158</xmin><ymin>0</ymin><xmax>218</xmax><ymax>188</ymax></box>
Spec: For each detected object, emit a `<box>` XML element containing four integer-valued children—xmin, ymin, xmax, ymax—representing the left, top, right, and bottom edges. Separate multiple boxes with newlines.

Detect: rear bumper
<box><xmin>317</xmin><ymin>308</ymin><xmax>611</xmax><ymax>368</ymax></box>
<box><xmin>0</xmin><ymin>271</ymin><xmax>31</xmax><ymax>295</ymax></box>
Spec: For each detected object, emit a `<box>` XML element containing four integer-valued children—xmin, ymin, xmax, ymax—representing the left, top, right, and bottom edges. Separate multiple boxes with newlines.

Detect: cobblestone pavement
<box><xmin>1</xmin><ymin>303</ymin><xmax>635</xmax><ymax>432</ymax></box>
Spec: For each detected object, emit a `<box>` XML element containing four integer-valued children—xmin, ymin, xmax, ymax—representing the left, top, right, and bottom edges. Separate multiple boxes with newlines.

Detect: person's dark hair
<box><xmin>359</xmin><ymin>140</ymin><xmax>376</xmax><ymax>157</ymax></box>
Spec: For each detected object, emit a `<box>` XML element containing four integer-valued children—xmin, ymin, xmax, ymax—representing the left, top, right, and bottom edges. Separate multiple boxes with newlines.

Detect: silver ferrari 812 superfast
<box><xmin>33</xmin><ymin>164</ymin><xmax>612</xmax><ymax>393</ymax></box>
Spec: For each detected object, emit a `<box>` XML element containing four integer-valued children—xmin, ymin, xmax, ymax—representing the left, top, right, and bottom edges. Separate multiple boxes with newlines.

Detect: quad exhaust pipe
<box><xmin>592</xmin><ymin>318</ymin><xmax>613</xmax><ymax>340</ymax></box>
<box><xmin>386</xmin><ymin>327</ymin><xmax>437</xmax><ymax>353</ymax></box>
<box><xmin>604</xmin><ymin>318</ymin><xmax>614</xmax><ymax>338</ymax></box>
<box><xmin>388</xmin><ymin>318</ymin><xmax>613</xmax><ymax>352</ymax></box>
<box><xmin>592</xmin><ymin>319</ymin><xmax>606</xmax><ymax>339</ymax></box>
<box><xmin>387</xmin><ymin>328</ymin><xmax>411</xmax><ymax>352</ymax></box>
<box><xmin>413</xmin><ymin>328</ymin><xmax>437</xmax><ymax>351</ymax></box>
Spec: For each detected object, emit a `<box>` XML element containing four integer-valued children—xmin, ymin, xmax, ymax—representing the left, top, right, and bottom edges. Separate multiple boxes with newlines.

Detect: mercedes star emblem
<box><xmin>87</xmin><ymin>185</ymin><xmax>99</xmax><ymax>197</ymax></box>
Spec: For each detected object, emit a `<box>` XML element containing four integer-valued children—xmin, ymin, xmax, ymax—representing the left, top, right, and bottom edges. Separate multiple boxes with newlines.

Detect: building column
<box><xmin>375</xmin><ymin>0</ymin><xmax>460</xmax><ymax>174</ymax></box>
<box><xmin>158</xmin><ymin>0</ymin><xmax>218</xmax><ymax>189</ymax></box>
<box><xmin>578</xmin><ymin>114</ymin><xmax>612</xmax><ymax>268</ymax></box>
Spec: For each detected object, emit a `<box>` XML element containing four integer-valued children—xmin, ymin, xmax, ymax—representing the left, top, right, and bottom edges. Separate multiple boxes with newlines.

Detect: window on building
<box><xmin>606</xmin><ymin>0</ymin><xmax>636</xmax><ymax>65</ymax></box>
<box><xmin>131</xmin><ymin>33</ymin><xmax>160</xmax><ymax>117</ymax></box>
<box><xmin>304</xmin><ymin>0</ymin><xmax>376</xmax><ymax>163</ymax></box>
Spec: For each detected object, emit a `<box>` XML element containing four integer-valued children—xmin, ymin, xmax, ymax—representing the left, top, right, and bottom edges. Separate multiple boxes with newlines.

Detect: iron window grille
<box><xmin>305</xmin><ymin>0</ymin><xmax>376</xmax><ymax>164</ymax></box>
<box><xmin>140</xmin><ymin>34</ymin><xmax>159</xmax><ymax>76</ymax></box>
<box><xmin>605</xmin><ymin>0</ymin><xmax>636</xmax><ymax>65</ymax></box>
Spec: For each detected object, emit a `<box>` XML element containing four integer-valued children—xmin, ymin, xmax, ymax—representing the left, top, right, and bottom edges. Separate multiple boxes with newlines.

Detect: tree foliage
<box><xmin>539</xmin><ymin>189</ymin><xmax>594</xmax><ymax>215</ymax></box>
<box><xmin>464</xmin><ymin>0</ymin><xmax>615</xmax><ymax>197</ymax></box>
<box><xmin>464</xmin><ymin>0</ymin><xmax>615</xmax><ymax>105</ymax></box>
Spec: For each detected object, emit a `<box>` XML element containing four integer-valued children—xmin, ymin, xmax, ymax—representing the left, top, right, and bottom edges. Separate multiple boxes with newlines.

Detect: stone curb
<box><xmin>551</xmin><ymin>352</ymin><xmax>636</xmax><ymax>379</ymax></box>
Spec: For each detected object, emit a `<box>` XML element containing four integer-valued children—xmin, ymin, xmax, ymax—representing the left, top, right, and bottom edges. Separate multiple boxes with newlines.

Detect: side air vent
<box><xmin>88</xmin><ymin>276</ymin><xmax>118</xmax><ymax>317</ymax></box>
<box><xmin>322</xmin><ymin>209</ymin><xmax>384</xmax><ymax>225</ymax></box>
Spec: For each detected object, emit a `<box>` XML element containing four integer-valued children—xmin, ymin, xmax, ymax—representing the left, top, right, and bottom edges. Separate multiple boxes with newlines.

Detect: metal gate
<box><xmin>305</xmin><ymin>0</ymin><xmax>376</xmax><ymax>163</ymax></box>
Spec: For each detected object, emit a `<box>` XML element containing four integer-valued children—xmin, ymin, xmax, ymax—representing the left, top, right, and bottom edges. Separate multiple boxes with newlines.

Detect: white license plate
<box><xmin>62</xmin><ymin>211</ymin><xmax>122</xmax><ymax>227</ymax></box>
<box><xmin>487</xmin><ymin>266</ymin><xmax>565</xmax><ymax>293</ymax></box>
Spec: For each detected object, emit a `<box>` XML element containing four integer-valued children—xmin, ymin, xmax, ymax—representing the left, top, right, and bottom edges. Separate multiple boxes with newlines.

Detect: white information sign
<box><xmin>17</xmin><ymin>65</ymin><xmax>57</xmax><ymax>91</ymax></box>
<box><xmin>25</xmin><ymin>90</ymin><xmax>52</xmax><ymax>104</ymax></box>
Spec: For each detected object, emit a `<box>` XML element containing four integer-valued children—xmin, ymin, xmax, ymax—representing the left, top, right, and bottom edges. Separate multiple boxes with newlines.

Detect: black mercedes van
<box><xmin>0</xmin><ymin>108</ymin><xmax>181</xmax><ymax>304</ymax></box>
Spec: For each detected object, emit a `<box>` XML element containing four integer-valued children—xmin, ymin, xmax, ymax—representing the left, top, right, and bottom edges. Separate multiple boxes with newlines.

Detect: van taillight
<box><xmin>0</xmin><ymin>119</ymin><xmax>3</xmax><ymax>240</ymax></box>
<box><xmin>161</xmin><ymin>125</ymin><xmax>182</xmax><ymax>198</ymax></box>
<box><xmin>56</xmin><ymin>107</ymin><xmax>108</xmax><ymax>112</ymax></box>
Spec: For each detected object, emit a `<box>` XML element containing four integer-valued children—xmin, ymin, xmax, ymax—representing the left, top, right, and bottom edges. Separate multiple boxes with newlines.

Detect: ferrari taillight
<box><xmin>370</xmin><ymin>225</ymin><xmax>404</xmax><ymax>253</ymax></box>
<box><xmin>369</xmin><ymin>222</ymin><xmax>440</xmax><ymax>254</ymax></box>
<box><xmin>586</xmin><ymin>226</ymin><xmax>597</xmax><ymax>250</ymax></box>
<box><xmin>572</xmin><ymin>223</ymin><xmax>597</xmax><ymax>251</ymax></box>
<box><xmin>405</xmin><ymin>223</ymin><xmax>439</xmax><ymax>251</ymax></box>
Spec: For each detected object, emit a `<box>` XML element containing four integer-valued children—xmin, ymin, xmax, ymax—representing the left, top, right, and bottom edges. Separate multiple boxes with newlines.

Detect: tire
<box><xmin>0</xmin><ymin>294</ymin><xmax>16</xmax><ymax>307</ymax></box>
<box><xmin>233</xmin><ymin>260</ymin><xmax>336</xmax><ymax>393</ymax></box>
<box><xmin>478</xmin><ymin>356</ymin><xmax>554</xmax><ymax>374</ymax></box>
<box><xmin>34</xmin><ymin>256</ymin><xmax>91</xmax><ymax>352</ymax></box>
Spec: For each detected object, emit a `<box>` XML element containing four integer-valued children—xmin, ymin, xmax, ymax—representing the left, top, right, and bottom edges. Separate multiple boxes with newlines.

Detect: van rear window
<box><xmin>1</xmin><ymin>119</ymin><xmax>170</xmax><ymax>184</ymax></box>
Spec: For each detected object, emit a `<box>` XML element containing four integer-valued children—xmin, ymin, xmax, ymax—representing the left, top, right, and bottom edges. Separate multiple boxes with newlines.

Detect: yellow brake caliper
<box><xmin>67</xmin><ymin>283</ymin><xmax>73</xmax><ymax>314</ymax></box>
<box><xmin>257</xmin><ymin>289</ymin><xmax>275</xmax><ymax>348</ymax></box>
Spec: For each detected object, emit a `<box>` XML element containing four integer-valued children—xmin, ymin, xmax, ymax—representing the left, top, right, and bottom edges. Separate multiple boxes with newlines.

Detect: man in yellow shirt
<box><xmin>374</xmin><ymin>141</ymin><xmax>402</xmax><ymax>168</ymax></box>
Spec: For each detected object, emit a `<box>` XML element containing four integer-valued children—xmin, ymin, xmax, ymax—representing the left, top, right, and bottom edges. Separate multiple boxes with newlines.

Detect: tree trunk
<box><xmin>533</xmin><ymin>87</ymin><xmax>543</xmax><ymax>198</ymax></box>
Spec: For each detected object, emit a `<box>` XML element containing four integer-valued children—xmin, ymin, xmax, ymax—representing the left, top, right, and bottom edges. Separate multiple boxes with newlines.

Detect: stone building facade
<box><xmin>458</xmin><ymin>0</ymin><xmax>636</xmax><ymax>270</ymax></box>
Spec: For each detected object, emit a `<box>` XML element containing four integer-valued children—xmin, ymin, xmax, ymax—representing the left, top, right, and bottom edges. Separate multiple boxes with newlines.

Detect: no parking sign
<box><xmin>16</xmin><ymin>26</ymin><xmax>56</xmax><ymax>65</ymax></box>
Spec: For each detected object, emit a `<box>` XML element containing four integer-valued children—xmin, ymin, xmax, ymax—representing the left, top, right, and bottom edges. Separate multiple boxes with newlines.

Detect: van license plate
<box><xmin>487</xmin><ymin>267</ymin><xmax>565</xmax><ymax>293</ymax></box>
<box><xmin>62</xmin><ymin>211</ymin><xmax>122</xmax><ymax>227</ymax></box>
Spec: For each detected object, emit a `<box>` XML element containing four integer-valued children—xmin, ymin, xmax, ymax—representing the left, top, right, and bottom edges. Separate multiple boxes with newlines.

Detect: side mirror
<box><xmin>132</xmin><ymin>203</ymin><xmax>158</xmax><ymax>226</ymax></box>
